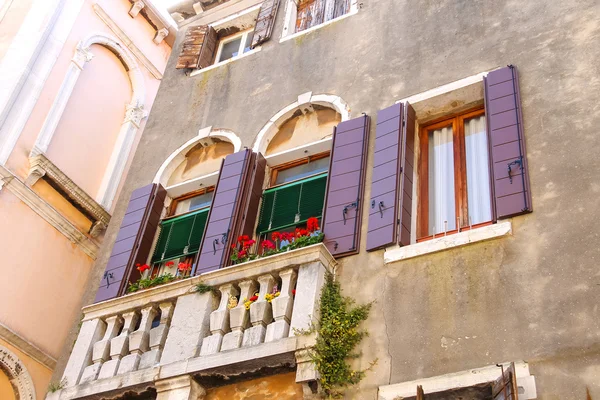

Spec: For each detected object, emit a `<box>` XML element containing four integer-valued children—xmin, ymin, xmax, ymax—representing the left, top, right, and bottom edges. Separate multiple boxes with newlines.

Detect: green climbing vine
<box><xmin>302</xmin><ymin>273</ymin><xmax>375</xmax><ymax>398</ymax></box>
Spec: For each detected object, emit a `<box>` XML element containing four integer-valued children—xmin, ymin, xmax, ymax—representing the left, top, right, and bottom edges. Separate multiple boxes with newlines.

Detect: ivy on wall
<box><xmin>303</xmin><ymin>273</ymin><xmax>375</xmax><ymax>398</ymax></box>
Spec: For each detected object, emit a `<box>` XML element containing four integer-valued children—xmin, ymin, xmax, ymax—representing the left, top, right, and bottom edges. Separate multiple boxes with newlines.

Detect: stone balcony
<box><xmin>49</xmin><ymin>244</ymin><xmax>335</xmax><ymax>400</ymax></box>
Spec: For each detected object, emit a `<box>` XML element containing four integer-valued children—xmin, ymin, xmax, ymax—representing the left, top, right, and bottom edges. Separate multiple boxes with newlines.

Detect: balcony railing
<box><xmin>49</xmin><ymin>243</ymin><xmax>334</xmax><ymax>399</ymax></box>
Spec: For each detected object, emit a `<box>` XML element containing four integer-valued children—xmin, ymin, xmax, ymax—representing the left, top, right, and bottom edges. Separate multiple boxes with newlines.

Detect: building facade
<box><xmin>51</xmin><ymin>0</ymin><xmax>599</xmax><ymax>399</ymax></box>
<box><xmin>0</xmin><ymin>1</ymin><xmax>173</xmax><ymax>398</ymax></box>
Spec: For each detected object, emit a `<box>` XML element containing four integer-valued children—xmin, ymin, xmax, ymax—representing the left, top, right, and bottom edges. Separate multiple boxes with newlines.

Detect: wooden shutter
<box><xmin>176</xmin><ymin>25</ymin><xmax>218</xmax><ymax>69</ymax></box>
<box><xmin>321</xmin><ymin>115</ymin><xmax>370</xmax><ymax>258</ymax></box>
<box><xmin>366</xmin><ymin>103</ymin><xmax>415</xmax><ymax>251</ymax></box>
<box><xmin>492</xmin><ymin>363</ymin><xmax>518</xmax><ymax>400</ymax></box>
<box><xmin>251</xmin><ymin>0</ymin><xmax>281</xmax><ymax>49</ymax></box>
<box><xmin>94</xmin><ymin>184</ymin><xmax>166</xmax><ymax>303</ymax></box>
<box><xmin>416</xmin><ymin>385</ymin><xmax>425</xmax><ymax>400</ymax></box>
<box><xmin>151</xmin><ymin>208</ymin><xmax>209</xmax><ymax>264</ymax></box>
<box><xmin>194</xmin><ymin>150</ymin><xmax>265</xmax><ymax>275</ymax></box>
<box><xmin>484</xmin><ymin>65</ymin><xmax>532</xmax><ymax>219</ymax></box>
<box><xmin>238</xmin><ymin>153</ymin><xmax>267</xmax><ymax>237</ymax></box>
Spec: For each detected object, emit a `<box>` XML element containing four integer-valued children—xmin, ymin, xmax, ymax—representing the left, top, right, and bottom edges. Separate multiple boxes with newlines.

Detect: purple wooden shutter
<box><xmin>322</xmin><ymin>115</ymin><xmax>370</xmax><ymax>258</ymax></box>
<box><xmin>366</xmin><ymin>103</ymin><xmax>415</xmax><ymax>251</ymax></box>
<box><xmin>194</xmin><ymin>150</ymin><xmax>254</xmax><ymax>275</ymax></box>
<box><xmin>484</xmin><ymin>65</ymin><xmax>532</xmax><ymax>219</ymax></box>
<box><xmin>95</xmin><ymin>183</ymin><xmax>166</xmax><ymax>303</ymax></box>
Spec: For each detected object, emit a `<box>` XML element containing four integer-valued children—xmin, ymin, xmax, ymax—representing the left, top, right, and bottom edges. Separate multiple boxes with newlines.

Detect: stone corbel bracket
<box><xmin>127</xmin><ymin>0</ymin><xmax>176</xmax><ymax>46</ymax></box>
<box><xmin>27</xmin><ymin>152</ymin><xmax>111</xmax><ymax>237</ymax></box>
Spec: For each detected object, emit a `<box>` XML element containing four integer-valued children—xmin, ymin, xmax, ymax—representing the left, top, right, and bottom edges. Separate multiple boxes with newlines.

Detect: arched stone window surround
<box><xmin>153</xmin><ymin>127</ymin><xmax>242</xmax><ymax>196</ymax></box>
<box><xmin>252</xmin><ymin>92</ymin><xmax>351</xmax><ymax>156</ymax></box>
<box><xmin>0</xmin><ymin>345</ymin><xmax>36</xmax><ymax>400</ymax></box>
<box><xmin>30</xmin><ymin>32</ymin><xmax>147</xmax><ymax>210</ymax></box>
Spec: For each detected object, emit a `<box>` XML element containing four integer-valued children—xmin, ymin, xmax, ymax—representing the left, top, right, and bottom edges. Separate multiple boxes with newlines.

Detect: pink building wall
<box><xmin>0</xmin><ymin>1</ymin><xmax>173</xmax><ymax>397</ymax></box>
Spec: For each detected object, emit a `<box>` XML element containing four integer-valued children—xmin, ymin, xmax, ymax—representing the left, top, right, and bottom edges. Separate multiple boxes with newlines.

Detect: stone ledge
<box><xmin>82</xmin><ymin>243</ymin><xmax>335</xmax><ymax>321</ymax></box>
<box><xmin>384</xmin><ymin>221</ymin><xmax>512</xmax><ymax>264</ymax></box>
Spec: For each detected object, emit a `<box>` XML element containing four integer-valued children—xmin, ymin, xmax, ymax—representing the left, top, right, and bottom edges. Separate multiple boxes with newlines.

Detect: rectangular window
<box><xmin>215</xmin><ymin>30</ymin><xmax>253</xmax><ymax>64</ymax></box>
<box><xmin>418</xmin><ymin>108</ymin><xmax>492</xmax><ymax>239</ymax></box>
<box><xmin>294</xmin><ymin>0</ymin><xmax>352</xmax><ymax>34</ymax></box>
<box><xmin>151</xmin><ymin>189</ymin><xmax>214</xmax><ymax>276</ymax></box>
<box><xmin>257</xmin><ymin>154</ymin><xmax>329</xmax><ymax>237</ymax></box>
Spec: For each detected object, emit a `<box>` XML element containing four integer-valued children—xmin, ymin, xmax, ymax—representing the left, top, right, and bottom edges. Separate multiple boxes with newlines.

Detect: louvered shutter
<box><xmin>367</xmin><ymin>104</ymin><xmax>403</xmax><ymax>251</ymax></box>
<box><xmin>250</xmin><ymin>0</ymin><xmax>281</xmax><ymax>49</ymax></box>
<box><xmin>321</xmin><ymin>115</ymin><xmax>370</xmax><ymax>258</ymax></box>
<box><xmin>256</xmin><ymin>173</ymin><xmax>327</xmax><ymax>234</ymax></box>
<box><xmin>484</xmin><ymin>65</ymin><xmax>532</xmax><ymax>219</ymax></box>
<box><xmin>194</xmin><ymin>150</ymin><xmax>264</xmax><ymax>275</ymax></box>
<box><xmin>492</xmin><ymin>363</ymin><xmax>518</xmax><ymax>400</ymax></box>
<box><xmin>176</xmin><ymin>25</ymin><xmax>218</xmax><ymax>69</ymax></box>
<box><xmin>152</xmin><ymin>209</ymin><xmax>209</xmax><ymax>264</ymax></box>
<box><xmin>239</xmin><ymin>153</ymin><xmax>267</xmax><ymax>237</ymax></box>
<box><xmin>95</xmin><ymin>184</ymin><xmax>166</xmax><ymax>302</ymax></box>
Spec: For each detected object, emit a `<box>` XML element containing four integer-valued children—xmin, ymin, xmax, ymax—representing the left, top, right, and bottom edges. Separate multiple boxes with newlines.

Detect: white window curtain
<box><xmin>428</xmin><ymin>125</ymin><xmax>456</xmax><ymax>235</ymax></box>
<box><xmin>464</xmin><ymin>115</ymin><xmax>492</xmax><ymax>225</ymax></box>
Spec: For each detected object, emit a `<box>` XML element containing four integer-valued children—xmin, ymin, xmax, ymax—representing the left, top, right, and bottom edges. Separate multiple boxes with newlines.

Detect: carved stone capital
<box><xmin>124</xmin><ymin>102</ymin><xmax>148</xmax><ymax>128</ymax></box>
<box><xmin>89</xmin><ymin>221</ymin><xmax>107</xmax><ymax>238</ymax></box>
<box><xmin>129</xmin><ymin>0</ymin><xmax>145</xmax><ymax>18</ymax></box>
<box><xmin>72</xmin><ymin>46</ymin><xmax>94</xmax><ymax>69</ymax></box>
<box><xmin>25</xmin><ymin>165</ymin><xmax>46</xmax><ymax>186</ymax></box>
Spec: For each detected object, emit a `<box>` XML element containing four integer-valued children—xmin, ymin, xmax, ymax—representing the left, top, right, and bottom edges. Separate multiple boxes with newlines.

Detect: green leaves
<box><xmin>307</xmin><ymin>273</ymin><xmax>373</xmax><ymax>398</ymax></box>
<box><xmin>127</xmin><ymin>273</ymin><xmax>176</xmax><ymax>293</ymax></box>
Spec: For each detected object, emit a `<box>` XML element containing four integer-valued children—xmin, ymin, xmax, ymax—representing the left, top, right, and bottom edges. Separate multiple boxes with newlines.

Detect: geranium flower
<box><xmin>307</xmin><ymin>217</ymin><xmax>320</xmax><ymax>232</ymax></box>
<box><xmin>243</xmin><ymin>239</ymin><xmax>256</xmax><ymax>247</ymax></box>
<box><xmin>249</xmin><ymin>294</ymin><xmax>259</xmax><ymax>302</ymax></box>
<box><xmin>238</xmin><ymin>249</ymin><xmax>247</xmax><ymax>258</ymax></box>
<box><xmin>177</xmin><ymin>262</ymin><xmax>191</xmax><ymax>272</ymax></box>
<box><xmin>237</xmin><ymin>235</ymin><xmax>250</xmax><ymax>243</ymax></box>
<box><xmin>296</xmin><ymin>228</ymin><xmax>309</xmax><ymax>238</ymax></box>
<box><xmin>272</xmin><ymin>232</ymin><xmax>281</xmax><ymax>242</ymax></box>
<box><xmin>261</xmin><ymin>239</ymin><xmax>275</xmax><ymax>250</ymax></box>
<box><xmin>165</xmin><ymin>261</ymin><xmax>175</xmax><ymax>268</ymax></box>
<box><xmin>136</xmin><ymin>263</ymin><xmax>150</xmax><ymax>273</ymax></box>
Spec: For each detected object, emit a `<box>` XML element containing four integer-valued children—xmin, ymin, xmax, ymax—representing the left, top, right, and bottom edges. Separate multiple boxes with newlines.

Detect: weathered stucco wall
<box><xmin>78</xmin><ymin>0</ymin><xmax>600</xmax><ymax>398</ymax></box>
<box><xmin>204</xmin><ymin>372</ymin><xmax>303</xmax><ymax>399</ymax></box>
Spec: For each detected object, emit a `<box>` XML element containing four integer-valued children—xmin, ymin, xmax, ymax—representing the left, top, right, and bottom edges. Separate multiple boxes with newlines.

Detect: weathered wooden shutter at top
<box><xmin>491</xmin><ymin>363</ymin><xmax>518</xmax><ymax>400</ymax></box>
<box><xmin>95</xmin><ymin>183</ymin><xmax>166</xmax><ymax>303</ymax></box>
<box><xmin>366</xmin><ymin>102</ymin><xmax>415</xmax><ymax>251</ymax></box>
<box><xmin>321</xmin><ymin>115</ymin><xmax>370</xmax><ymax>257</ymax></box>
<box><xmin>484</xmin><ymin>65</ymin><xmax>532</xmax><ymax>219</ymax></box>
<box><xmin>251</xmin><ymin>0</ymin><xmax>281</xmax><ymax>49</ymax></box>
<box><xmin>176</xmin><ymin>25</ymin><xmax>218</xmax><ymax>69</ymax></box>
<box><xmin>194</xmin><ymin>150</ymin><xmax>264</xmax><ymax>275</ymax></box>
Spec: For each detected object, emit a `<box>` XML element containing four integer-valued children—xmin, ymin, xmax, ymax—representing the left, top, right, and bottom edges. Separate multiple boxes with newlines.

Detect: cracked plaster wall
<box><xmin>62</xmin><ymin>0</ymin><xmax>600</xmax><ymax>398</ymax></box>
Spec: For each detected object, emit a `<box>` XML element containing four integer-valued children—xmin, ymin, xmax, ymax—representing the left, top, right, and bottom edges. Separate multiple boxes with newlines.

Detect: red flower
<box><xmin>243</xmin><ymin>239</ymin><xmax>256</xmax><ymax>248</ymax></box>
<box><xmin>238</xmin><ymin>249</ymin><xmax>247</xmax><ymax>258</ymax></box>
<box><xmin>281</xmin><ymin>232</ymin><xmax>294</xmax><ymax>242</ymax></box>
<box><xmin>165</xmin><ymin>261</ymin><xmax>175</xmax><ymax>268</ymax></box>
<box><xmin>296</xmin><ymin>228</ymin><xmax>309</xmax><ymax>238</ymax></box>
<box><xmin>249</xmin><ymin>295</ymin><xmax>258</xmax><ymax>302</ymax></box>
<box><xmin>261</xmin><ymin>239</ymin><xmax>276</xmax><ymax>250</ymax></box>
<box><xmin>292</xmin><ymin>289</ymin><xmax>296</xmax><ymax>296</ymax></box>
<box><xmin>136</xmin><ymin>263</ymin><xmax>150</xmax><ymax>273</ymax></box>
<box><xmin>307</xmin><ymin>217</ymin><xmax>320</xmax><ymax>233</ymax></box>
<box><xmin>237</xmin><ymin>235</ymin><xmax>250</xmax><ymax>243</ymax></box>
<box><xmin>177</xmin><ymin>262</ymin><xmax>191</xmax><ymax>272</ymax></box>
<box><xmin>271</xmin><ymin>232</ymin><xmax>281</xmax><ymax>242</ymax></box>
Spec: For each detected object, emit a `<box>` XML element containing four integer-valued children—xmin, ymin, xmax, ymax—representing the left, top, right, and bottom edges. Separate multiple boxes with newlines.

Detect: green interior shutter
<box><xmin>152</xmin><ymin>208</ymin><xmax>209</xmax><ymax>264</ymax></box>
<box><xmin>257</xmin><ymin>173</ymin><xmax>327</xmax><ymax>234</ymax></box>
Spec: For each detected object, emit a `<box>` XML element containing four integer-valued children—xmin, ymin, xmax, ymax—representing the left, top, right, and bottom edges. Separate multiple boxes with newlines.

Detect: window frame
<box><xmin>167</xmin><ymin>186</ymin><xmax>215</xmax><ymax>218</ymax></box>
<box><xmin>417</xmin><ymin>107</ymin><xmax>492</xmax><ymax>241</ymax></box>
<box><xmin>214</xmin><ymin>29</ymin><xmax>253</xmax><ymax>64</ymax></box>
<box><xmin>268</xmin><ymin>151</ymin><xmax>330</xmax><ymax>187</ymax></box>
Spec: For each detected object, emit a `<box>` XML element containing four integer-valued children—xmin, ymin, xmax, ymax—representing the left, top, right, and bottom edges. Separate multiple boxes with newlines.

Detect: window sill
<box><xmin>383</xmin><ymin>221</ymin><xmax>512</xmax><ymax>264</ymax></box>
<box><xmin>189</xmin><ymin>47</ymin><xmax>262</xmax><ymax>77</ymax></box>
<box><xmin>279</xmin><ymin>9</ymin><xmax>358</xmax><ymax>44</ymax></box>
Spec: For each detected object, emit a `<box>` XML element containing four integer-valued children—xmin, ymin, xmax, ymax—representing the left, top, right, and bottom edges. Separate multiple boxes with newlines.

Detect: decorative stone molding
<box><xmin>153</xmin><ymin>28</ymin><xmax>169</xmax><ymax>45</ymax></box>
<box><xmin>93</xmin><ymin>4</ymin><xmax>163</xmax><ymax>79</ymax></box>
<box><xmin>72</xmin><ymin>46</ymin><xmax>94</xmax><ymax>70</ymax></box>
<box><xmin>0</xmin><ymin>165</ymin><xmax>99</xmax><ymax>259</ymax></box>
<box><xmin>0</xmin><ymin>322</ymin><xmax>57</xmax><ymax>370</ymax></box>
<box><xmin>27</xmin><ymin>153</ymin><xmax>111</xmax><ymax>234</ymax></box>
<box><xmin>123</xmin><ymin>101</ymin><xmax>148</xmax><ymax>128</ymax></box>
<box><xmin>252</xmin><ymin>92</ymin><xmax>351</xmax><ymax>155</ymax></box>
<box><xmin>129</xmin><ymin>0</ymin><xmax>145</xmax><ymax>18</ymax></box>
<box><xmin>0</xmin><ymin>345</ymin><xmax>37</xmax><ymax>400</ymax></box>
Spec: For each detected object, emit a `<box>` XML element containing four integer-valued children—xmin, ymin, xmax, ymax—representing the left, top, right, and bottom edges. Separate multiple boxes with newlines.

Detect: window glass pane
<box><xmin>464</xmin><ymin>115</ymin><xmax>492</xmax><ymax>225</ymax></box>
<box><xmin>175</xmin><ymin>192</ymin><xmax>213</xmax><ymax>215</ymax></box>
<box><xmin>243</xmin><ymin>33</ymin><xmax>253</xmax><ymax>53</ymax></box>
<box><xmin>428</xmin><ymin>125</ymin><xmax>456</xmax><ymax>235</ymax></box>
<box><xmin>275</xmin><ymin>157</ymin><xmax>330</xmax><ymax>185</ymax></box>
<box><xmin>218</xmin><ymin>37</ymin><xmax>242</xmax><ymax>62</ymax></box>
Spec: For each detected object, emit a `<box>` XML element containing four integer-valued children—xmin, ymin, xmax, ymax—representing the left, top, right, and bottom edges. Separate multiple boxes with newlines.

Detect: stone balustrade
<box><xmin>48</xmin><ymin>244</ymin><xmax>334</xmax><ymax>400</ymax></box>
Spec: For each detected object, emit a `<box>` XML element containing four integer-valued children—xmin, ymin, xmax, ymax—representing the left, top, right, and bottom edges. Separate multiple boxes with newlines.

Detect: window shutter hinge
<box><xmin>397</xmin><ymin>218</ymin><xmax>400</xmax><ymax>225</ymax></box>
<box><xmin>402</xmin><ymin>120</ymin><xmax>406</xmax><ymax>127</ymax></box>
